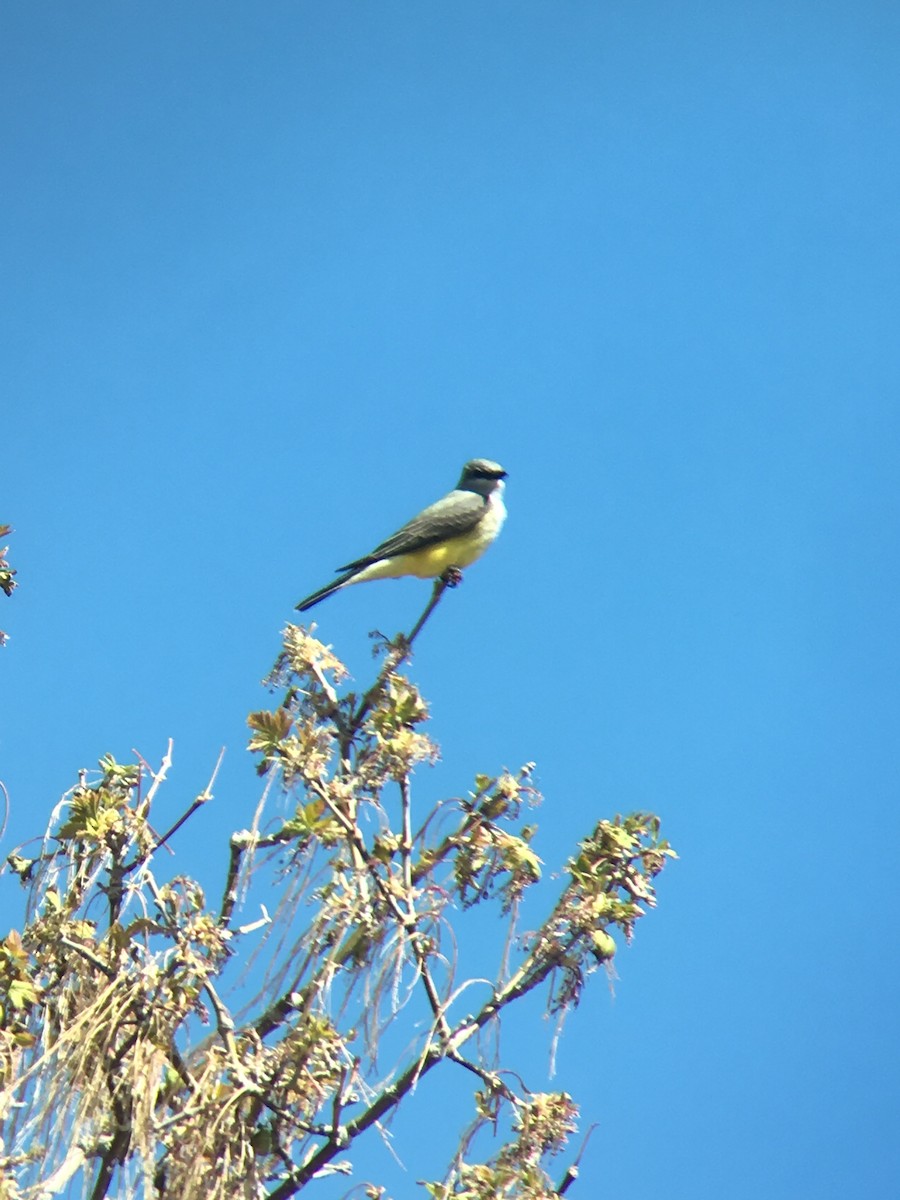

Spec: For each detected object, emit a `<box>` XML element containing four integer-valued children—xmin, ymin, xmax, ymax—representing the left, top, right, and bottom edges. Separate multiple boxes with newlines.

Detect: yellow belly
<box><xmin>354</xmin><ymin>534</ymin><xmax>486</xmax><ymax>583</ymax></box>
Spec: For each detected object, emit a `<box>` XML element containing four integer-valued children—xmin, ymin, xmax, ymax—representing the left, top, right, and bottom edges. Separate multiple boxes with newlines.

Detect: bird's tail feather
<box><xmin>295</xmin><ymin>570</ymin><xmax>357</xmax><ymax>612</ymax></box>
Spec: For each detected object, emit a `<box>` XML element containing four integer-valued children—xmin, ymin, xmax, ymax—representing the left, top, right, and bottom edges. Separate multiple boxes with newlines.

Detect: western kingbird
<box><xmin>296</xmin><ymin>458</ymin><xmax>508</xmax><ymax>611</ymax></box>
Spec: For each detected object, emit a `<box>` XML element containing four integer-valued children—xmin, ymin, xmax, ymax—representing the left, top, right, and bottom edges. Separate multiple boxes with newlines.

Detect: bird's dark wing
<box><xmin>339</xmin><ymin>489</ymin><xmax>487</xmax><ymax>570</ymax></box>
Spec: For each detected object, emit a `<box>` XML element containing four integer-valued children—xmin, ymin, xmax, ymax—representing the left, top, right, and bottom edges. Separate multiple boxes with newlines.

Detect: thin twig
<box><xmin>346</xmin><ymin>575</ymin><xmax>451</xmax><ymax>743</ymax></box>
<box><xmin>400</xmin><ymin>773</ymin><xmax>413</xmax><ymax>897</ymax></box>
<box><xmin>203</xmin><ymin>978</ymin><xmax>241</xmax><ymax>1064</ymax></box>
<box><xmin>406</xmin><ymin>575</ymin><xmax>451</xmax><ymax>644</ymax></box>
<box><xmin>0</xmin><ymin>777</ymin><xmax>10</xmax><ymax>841</ymax></box>
<box><xmin>59</xmin><ymin>936</ymin><xmax>117</xmax><ymax>979</ymax></box>
<box><xmin>556</xmin><ymin>1122</ymin><xmax>598</xmax><ymax>1195</ymax></box>
<box><xmin>445</xmin><ymin>1052</ymin><xmax>517</xmax><ymax>1105</ymax></box>
<box><xmin>139</xmin><ymin>739</ymin><xmax>174</xmax><ymax>813</ymax></box>
<box><xmin>123</xmin><ymin>748</ymin><xmax>225</xmax><ymax>877</ymax></box>
<box><xmin>218</xmin><ymin>770</ymin><xmax>281</xmax><ymax>927</ymax></box>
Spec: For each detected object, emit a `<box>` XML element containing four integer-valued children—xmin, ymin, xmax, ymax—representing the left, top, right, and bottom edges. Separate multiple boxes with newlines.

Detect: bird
<box><xmin>296</xmin><ymin>458</ymin><xmax>508</xmax><ymax>612</ymax></box>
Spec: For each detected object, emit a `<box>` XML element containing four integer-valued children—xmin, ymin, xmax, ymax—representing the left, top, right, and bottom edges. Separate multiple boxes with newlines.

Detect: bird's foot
<box><xmin>441</xmin><ymin>566</ymin><xmax>464</xmax><ymax>588</ymax></box>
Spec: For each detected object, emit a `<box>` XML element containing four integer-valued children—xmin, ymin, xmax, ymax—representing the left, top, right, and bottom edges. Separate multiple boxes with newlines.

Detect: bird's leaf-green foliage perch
<box><xmin>1</xmin><ymin>550</ymin><xmax>675</xmax><ymax>1200</ymax></box>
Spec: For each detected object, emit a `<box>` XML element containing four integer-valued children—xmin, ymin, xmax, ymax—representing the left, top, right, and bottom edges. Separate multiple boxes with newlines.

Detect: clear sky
<box><xmin>4</xmin><ymin>2</ymin><xmax>900</xmax><ymax>1196</ymax></box>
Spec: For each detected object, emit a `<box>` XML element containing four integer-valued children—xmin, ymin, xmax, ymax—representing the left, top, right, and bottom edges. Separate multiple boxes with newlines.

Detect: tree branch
<box><xmin>343</xmin><ymin>575</ymin><xmax>451</xmax><ymax>751</ymax></box>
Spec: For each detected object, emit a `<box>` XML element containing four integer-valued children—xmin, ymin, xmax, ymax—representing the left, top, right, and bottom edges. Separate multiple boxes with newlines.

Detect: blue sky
<box><xmin>3</xmin><ymin>2</ymin><xmax>900</xmax><ymax>1196</ymax></box>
